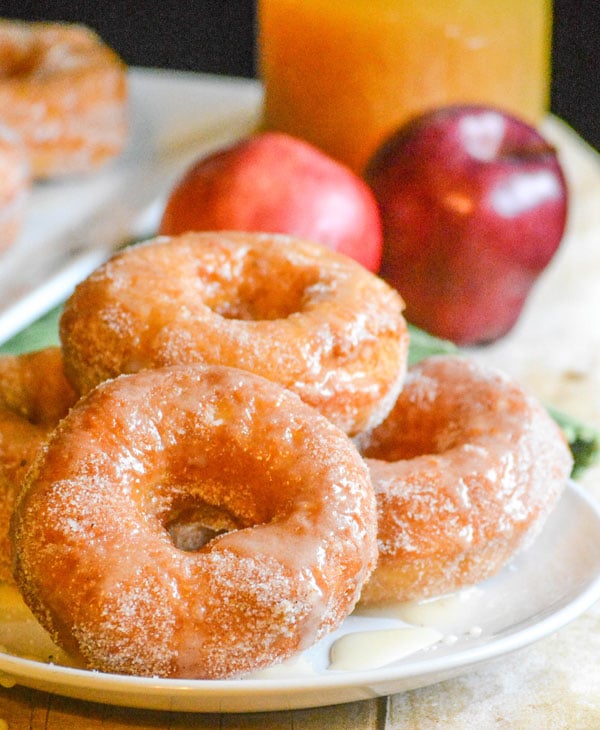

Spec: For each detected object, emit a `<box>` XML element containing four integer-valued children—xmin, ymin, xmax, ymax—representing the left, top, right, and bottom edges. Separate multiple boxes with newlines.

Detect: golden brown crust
<box><xmin>356</xmin><ymin>355</ymin><xmax>573</xmax><ymax>605</ymax></box>
<box><xmin>0</xmin><ymin>347</ymin><xmax>77</xmax><ymax>584</ymax></box>
<box><xmin>0</xmin><ymin>347</ymin><xmax>78</xmax><ymax>428</ymax></box>
<box><xmin>0</xmin><ymin>20</ymin><xmax>128</xmax><ymax>179</ymax></box>
<box><xmin>11</xmin><ymin>364</ymin><xmax>377</xmax><ymax>678</ymax></box>
<box><xmin>60</xmin><ymin>231</ymin><xmax>409</xmax><ymax>436</ymax></box>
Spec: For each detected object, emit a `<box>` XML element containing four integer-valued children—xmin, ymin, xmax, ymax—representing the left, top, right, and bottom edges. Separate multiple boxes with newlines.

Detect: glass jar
<box><xmin>258</xmin><ymin>0</ymin><xmax>552</xmax><ymax>172</ymax></box>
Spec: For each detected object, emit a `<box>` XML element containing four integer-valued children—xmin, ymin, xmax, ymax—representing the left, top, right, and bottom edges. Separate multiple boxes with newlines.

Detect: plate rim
<box><xmin>2</xmin><ymin>479</ymin><xmax>600</xmax><ymax>712</ymax></box>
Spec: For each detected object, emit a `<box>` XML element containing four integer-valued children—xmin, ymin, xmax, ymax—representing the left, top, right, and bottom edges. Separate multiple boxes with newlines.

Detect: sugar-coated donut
<box><xmin>59</xmin><ymin>231</ymin><xmax>408</xmax><ymax>436</ymax></box>
<box><xmin>356</xmin><ymin>355</ymin><xmax>573</xmax><ymax>605</ymax></box>
<box><xmin>0</xmin><ymin>348</ymin><xmax>77</xmax><ymax>584</ymax></box>
<box><xmin>0</xmin><ymin>124</ymin><xmax>29</xmax><ymax>252</ymax></box>
<box><xmin>12</xmin><ymin>364</ymin><xmax>377</xmax><ymax>678</ymax></box>
<box><xmin>0</xmin><ymin>20</ymin><xmax>128</xmax><ymax>179</ymax></box>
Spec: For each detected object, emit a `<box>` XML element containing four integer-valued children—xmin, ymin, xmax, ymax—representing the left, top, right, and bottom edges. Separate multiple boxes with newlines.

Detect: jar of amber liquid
<box><xmin>258</xmin><ymin>0</ymin><xmax>552</xmax><ymax>172</ymax></box>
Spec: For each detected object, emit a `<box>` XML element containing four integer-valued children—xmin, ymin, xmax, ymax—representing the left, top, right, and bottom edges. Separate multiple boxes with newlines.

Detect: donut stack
<box><xmin>2</xmin><ymin>231</ymin><xmax>572</xmax><ymax>679</ymax></box>
<box><xmin>0</xmin><ymin>19</ymin><xmax>128</xmax><ymax>251</ymax></box>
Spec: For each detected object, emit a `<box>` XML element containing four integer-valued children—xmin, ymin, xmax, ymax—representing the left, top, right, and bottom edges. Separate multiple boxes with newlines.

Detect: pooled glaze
<box><xmin>0</xmin><ymin>20</ymin><xmax>128</xmax><ymax>179</ymax></box>
<box><xmin>372</xmin><ymin>587</ymin><xmax>484</xmax><ymax>629</ymax></box>
<box><xmin>11</xmin><ymin>364</ymin><xmax>378</xmax><ymax>679</ymax></box>
<box><xmin>59</xmin><ymin>231</ymin><xmax>409</xmax><ymax>436</ymax></box>
<box><xmin>0</xmin><ymin>348</ymin><xmax>77</xmax><ymax>584</ymax></box>
<box><xmin>356</xmin><ymin>355</ymin><xmax>573</xmax><ymax>605</ymax></box>
<box><xmin>0</xmin><ymin>582</ymin><xmax>74</xmax><ymax>666</ymax></box>
<box><xmin>328</xmin><ymin>626</ymin><xmax>442</xmax><ymax>672</ymax></box>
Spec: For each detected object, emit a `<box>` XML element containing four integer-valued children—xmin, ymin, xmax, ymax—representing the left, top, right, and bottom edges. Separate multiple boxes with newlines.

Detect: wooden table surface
<box><xmin>2</xmin><ymin>115</ymin><xmax>600</xmax><ymax>729</ymax></box>
<box><xmin>0</xmin><ymin>685</ymin><xmax>388</xmax><ymax>729</ymax></box>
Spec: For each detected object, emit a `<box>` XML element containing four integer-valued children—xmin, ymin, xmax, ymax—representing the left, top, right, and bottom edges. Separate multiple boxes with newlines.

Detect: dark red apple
<box><xmin>160</xmin><ymin>131</ymin><xmax>383</xmax><ymax>272</ymax></box>
<box><xmin>365</xmin><ymin>105</ymin><xmax>568</xmax><ymax>344</ymax></box>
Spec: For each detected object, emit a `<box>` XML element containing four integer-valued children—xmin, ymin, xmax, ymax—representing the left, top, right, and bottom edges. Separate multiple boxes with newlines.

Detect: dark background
<box><xmin>2</xmin><ymin>0</ymin><xmax>599</xmax><ymax>152</ymax></box>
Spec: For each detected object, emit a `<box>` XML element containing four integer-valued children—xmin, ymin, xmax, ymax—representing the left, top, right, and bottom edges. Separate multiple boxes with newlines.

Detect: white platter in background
<box><xmin>0</xmin><ymin>68</ymin><xmax>262</xmax><ymax>345</ymax></box>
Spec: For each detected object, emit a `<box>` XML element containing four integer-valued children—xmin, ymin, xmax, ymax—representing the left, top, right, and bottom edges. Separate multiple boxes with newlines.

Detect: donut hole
<box><xmin>207</xmin><ymin>260</ymin><xmax>323</xmax><ymax>321</ymax></box>
<box><xmin>359</xmin><ymin>410</ymin><xmax>465</xmax><ymax>462</ymax></box>
<box><xmin>358</xmin><ymin>370</ymin><xmax>513</xmax><ymax>464</ymax></box>
<box><xmin>0</xmin><ymin>39</ymin><xmax>39</xmax><ymax>79</ymax></box>
<box><xmin>165</xmin><ymin>500</ymin><xmax>242</xmax><ymax>552</ymax></box>
<box><xmin>148</xmin><ymin>419</ymin><xmax>301</xmax><ymax>554</ymax></box>
<box><xmin>0</xmin><ymin>53</ymin><xmax>34</xmax><ymax>79</ymax></box>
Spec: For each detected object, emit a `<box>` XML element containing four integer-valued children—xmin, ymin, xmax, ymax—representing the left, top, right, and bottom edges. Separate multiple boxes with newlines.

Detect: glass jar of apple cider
<box><xmin>258</xmin><ymin>0</ymin><xmax>552</xmax><ymax>172</ymax></box>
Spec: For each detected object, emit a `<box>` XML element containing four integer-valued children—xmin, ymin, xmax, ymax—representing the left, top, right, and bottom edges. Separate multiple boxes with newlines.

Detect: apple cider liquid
<box><xmin>258</xmin><ymin>0</ymin><xmax>552</xmax><ymax>172</ymax></box>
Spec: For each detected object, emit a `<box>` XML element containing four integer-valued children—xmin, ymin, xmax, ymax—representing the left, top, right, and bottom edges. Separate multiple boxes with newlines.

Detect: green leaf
<box><xmin>407</xmin><ymin>323</ymin><xmax>458</xmax><ymax>363</ymax></box>
<box><xmin>546</xmin><ymin>405</ymin><xmax>600</xmax><ymax>478</ymax></box>
<box><xmin>0</xmin><ymin>306</ymin><xmax>61</xmax><ymax>355</ymax></box>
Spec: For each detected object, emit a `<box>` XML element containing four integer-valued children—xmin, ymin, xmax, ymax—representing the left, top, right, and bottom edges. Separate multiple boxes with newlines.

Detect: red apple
<box><xmin>365</xmin><ymin>105</ymin><xmax>568</xmax><ymax>345</ymax></box>
<box><xmin>159</xmin><ymin>132</ymin><xmax>383</xmax><ymax>271</ymax></box>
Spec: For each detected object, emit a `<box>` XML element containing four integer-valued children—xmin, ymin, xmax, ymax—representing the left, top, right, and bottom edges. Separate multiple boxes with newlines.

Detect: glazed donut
<box><xmin>59</xmin><ymin>231</ymin><xmax>408</xmax><ymax>436</ymax></box>
<box><xmin>0</xmin><ymin>348</ymin><xmax>77</xmax><ymax>584</ymax></box>
<box><xmin>11</xmin><ymin>363</ymin><xmax>377</xmax><ymax>679</ymax></box>
<box><xmin>356</xmin><ymin>355</ymin><xmax>573</xmax><ymax>605</ymax></box>
<box><xmin>0</xmin><ymin>124</ymin><xmax>29</xmax><ymax>253</ymax></box>
<box><xmin>0</xmin><ymin>20</ymin><xmax>128</xmax><ymax>179</ymax></box>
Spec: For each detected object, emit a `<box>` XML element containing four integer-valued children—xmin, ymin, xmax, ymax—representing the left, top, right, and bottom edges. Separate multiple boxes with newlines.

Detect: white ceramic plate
<box><xmin>0</xmin><ymin>68</ymin><xmax>262</xmax><ymax>345</ymax></box>
<box><xmin>1</xmin><ymin>479</ymin><xmax>600</xmax><ymax>713</ymax></box>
